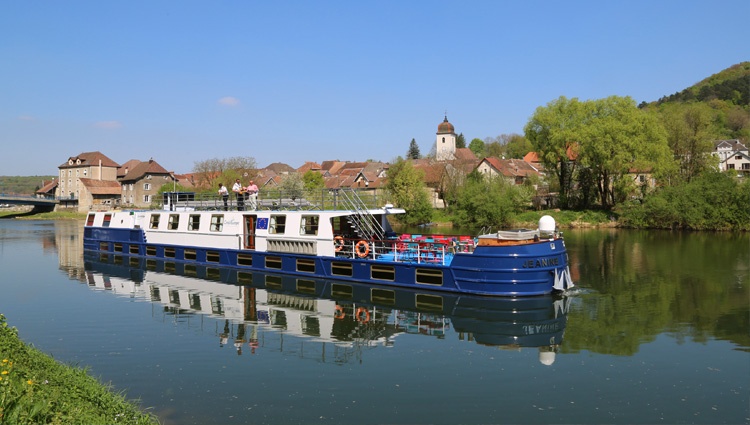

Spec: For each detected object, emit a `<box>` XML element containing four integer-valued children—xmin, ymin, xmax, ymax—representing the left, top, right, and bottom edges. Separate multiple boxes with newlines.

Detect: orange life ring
<box><xmin>356</xmin><ymin>307</ymin><xmax>370</xmax><ymax>323</ymax></box>
<box><xmin>334</xmin><ymin>236</ymin><xmax>345</xmax><ymax>252</ymax></box>
<box><xmin>334</xmin><ymin>305</ymin><xmax>345</xmax><ymax>319</ymax></box>
<box><xmin>355</xmin><ymin>240</ymin><xmax>369</xmax><ymax>258</ymax></box>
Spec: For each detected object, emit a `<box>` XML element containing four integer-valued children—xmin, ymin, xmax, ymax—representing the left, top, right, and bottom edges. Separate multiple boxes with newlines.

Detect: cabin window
<box><xmin>371</xmin><ymin>265</ymin><xmax>395</xmax><ymax>281</ymax></box>
<box><xmin>265</xmin><ymin>256</ymin><xmax>282</xmax><ymax>269</ymax></box>
<box><xmin>300</xmin><ymin>215</ymin><xmax>319</xmax><ymax>235</ymax></box>
<box><xmin>184</xmin><ymin>249</ymin><xmax>197</xmax><ymax>260</ymax></box>
<box><xmin>269</xmin><ymin>215</ymin><xmax>286</xmax><ymax>234</ymax></box>
<box><xmin>331</xmin><ymin>216</ymin><xmax>343</xmax><ymax>233</ymax></box>
<box><xmin>146</xmin><ymin>246</ymin><xmax>157</xmax><ymax>256</ymax></box>
<box><xmin>149</xmin><ymin>214</ymin><xmax>160</xmax><ymax>229</ymax></box>
<box><xmin>296</xmin><ymin>258</ymin><xmax>316</xmax><ymax>273</ymax></box>
<box><xmin>210</xmin><ymin>215</ymin><xmax>224</xmax><ymax>232</ymax></box>
<box><xmin>86</xmin><ymin>214</ymin><xmax>95</xmax><ymax>226</ymax></box>
<box><xmin>188</xmin><ymin>215</ymin><xmax>200</xmax><ymax>231</ymax></box>
<box><xmin>331</xmin><ymin>261</ymin><xmax>353</xmax><ymax>277</ymax></box>
<box><xmin>237</xmin><ymin>253</ymin><xmax>253</xmax><ymax>266</ymax></box>
<box><xmin>168</xmin><ymin>214</ymin><xmax>179</xmax><ymax>230</ymax></box>
<box><xmin>206</xmin><ymin>251</ymin><xmax>220</xmax><ymax>263</ymax></box>
<box><xmin>113</xmin><ymin>243</ymin><xmax>123</xmax><ymax>252</ymax></box>
<box><xmin>129</xmin><ymin>245</ymin><xmax>139</xmax><ymax>255</ymax></box>
<box><xmin>416</xmin><ymin>268</ymin><xmax>443</xmax><ymax>286</ymax></box>
<box><xmin>164</xmin><ymin>247</ymin><xmax>176</xmax><ymax>258</ymax></box>
<box><xmin>102</xmin><ymin>214</ymin><xmax>112</xmax><ymax>228</ymax></box>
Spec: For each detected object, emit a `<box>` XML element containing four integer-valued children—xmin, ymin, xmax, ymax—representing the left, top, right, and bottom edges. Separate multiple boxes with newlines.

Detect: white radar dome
<box><xmin>539</xmin><ymin>215</ymin><xmax>556</xmax><ymax>235</ymax></box>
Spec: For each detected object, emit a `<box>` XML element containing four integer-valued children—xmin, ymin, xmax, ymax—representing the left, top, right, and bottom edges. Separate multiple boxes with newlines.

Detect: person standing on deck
<box><xmin>217</xmin><ymin>183</ymin><xmax>229</xmax><ymax>211</ymax></box>
<box><xmin>245</xmin><ymin>180</ymin><xmax>259</xmax><ymax>210</ymax></box>
<box><xmin>232</xmin><ymin>179</ymin><xmax>245</xmax><ymax>211</ymax></box>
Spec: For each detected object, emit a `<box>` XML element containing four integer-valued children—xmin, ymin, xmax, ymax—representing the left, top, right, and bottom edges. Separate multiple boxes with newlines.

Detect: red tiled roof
<box><xmin>79</xmin><ymin>178</ymin><xmax>121</xmax><ymax>195</ymax></box>
<box><xmin>59</xmin><ymin>151</ymin><xmax>119</xmax><ymax>169</ymax></box>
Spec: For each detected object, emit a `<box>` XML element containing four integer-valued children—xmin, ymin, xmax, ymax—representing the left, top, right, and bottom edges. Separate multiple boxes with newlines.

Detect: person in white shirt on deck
<box><xmin>232</xmin><ymin>179</ymin><xmax>245</xmax><ymax>211</ymax></box>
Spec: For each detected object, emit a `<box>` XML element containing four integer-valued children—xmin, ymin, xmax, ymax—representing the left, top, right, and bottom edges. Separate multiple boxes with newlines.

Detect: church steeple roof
<box><xmin>437</xmin><ymin>115</ymin><xmax>455</xmax><ymax>134</ymax></box>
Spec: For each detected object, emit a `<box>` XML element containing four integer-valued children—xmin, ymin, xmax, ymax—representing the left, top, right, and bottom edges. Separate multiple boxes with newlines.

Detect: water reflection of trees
<box><xmin>563</xmin><ymin>229</ymin><xmax>750</xmax><ymax>355</ymax></box>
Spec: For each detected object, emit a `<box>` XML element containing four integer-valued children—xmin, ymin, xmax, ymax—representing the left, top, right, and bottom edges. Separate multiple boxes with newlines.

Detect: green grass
<box><xmin>513</xmin><ymin>209</ymin><xmax>613</xmax><ymax>228</ymax></box>
<box><xmin>0</xmin><ymin>210</ymin><xmax>86</xmax><ymax>220</ymax></box>
<box><xmin>0</xmin><ymin>315</ymin><xmax>160</xmax><ymax>425</ymax></box>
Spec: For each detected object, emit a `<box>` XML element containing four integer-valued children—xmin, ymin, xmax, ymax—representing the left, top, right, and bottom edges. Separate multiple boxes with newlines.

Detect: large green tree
<box><xmin>468</xmin><ymin>138</ymin><xmax>485</xmax><ymax>157</ymax></box>
<box><xmin>525</xmin><ymin>96</ymin><xmax>585</xmax><ymax>208</ymax></box>
<box><xmin>657</xmin><ymin>102</ymin><xmax>719</xmax><ymax>183</ymax></box>
<box><xmin>383</xmin><ymin>158</ymin><xmax>432</xmax><ymax>226</ymax></box>
<box><xmin>579</xmin><ymin>96</ymin><xmax>671</xmax><ymax>209</ymax></box>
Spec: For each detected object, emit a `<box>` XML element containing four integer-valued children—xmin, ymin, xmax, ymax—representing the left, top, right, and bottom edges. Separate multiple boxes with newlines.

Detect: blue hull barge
<box><xmin>83</xmin><ymin>191</ymin><xmax>573</xmax><ymax>297</ymax></box>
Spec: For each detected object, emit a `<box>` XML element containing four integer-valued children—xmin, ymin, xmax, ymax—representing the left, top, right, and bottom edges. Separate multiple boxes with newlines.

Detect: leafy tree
<box><xmin>193</xmin><ymin>156</ymin><xmax>257</xmax><ymax>190</ymax></box>
<box><xmin>452</xmin><ymin>170</ymin><xmax>530</xmax><ymax>229</ymax></box>
<box><xmin>657</xmin><ymin>103</ymin><xmax>719</xmax><ymax>183</ymax></box>
<box><xmin>468</xmin><ymin>138</ymin><xmax>485</xmax><ymax>157</ymax></box>
<box><xmin>277</xmin><ymin>173</ymin><xmax>304</xmax><ymax>200</ymax></box>
<box><xmin>302</xmin><ymin>170</ymin><xmax>325</xmax><ymax>191</ymax></box>
<box><xmin>578</xmin><ymin>96</ymin><xmax>671</xmax><ymax>209</ymax></box>
<box><xmin>456</xmin><ymin>133</ymin><xmax>466</xmax><ymax>149</ymax></box>
<box><xmin>525</xmin><ymin>96</ymin><xmax>585</xmax><ymax>208</ymax></box>
<box><xmin>504</xmin><ymin>133</ymin><xmax>533</xmax><ymax>159</ymax></box>
<box><xmin>383</xmin><ymin>158</ymin><xmax>432</xmax><ymax>226</ymax></box>
<box><xmin>406</xmin><ymin>138</ymin><xmax>421</xmax><ymax>160</ymax></box>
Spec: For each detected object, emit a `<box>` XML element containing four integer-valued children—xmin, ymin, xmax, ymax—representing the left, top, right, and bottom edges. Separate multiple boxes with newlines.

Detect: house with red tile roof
<box><xmin>55</xmin><ymin>151</ymin><xmax>121</xmax><ymax>212</ymax></box>
<box><xmin>118</xmin><ymin>159</ymin><xmax>175</xmax><ymax>207</ymax></box>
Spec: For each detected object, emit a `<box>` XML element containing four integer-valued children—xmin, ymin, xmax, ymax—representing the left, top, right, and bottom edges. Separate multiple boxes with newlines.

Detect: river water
<box><xmin>0</xmin><ymin>220</ymin><xmax>747</xmax><ymax>425</ymax></box>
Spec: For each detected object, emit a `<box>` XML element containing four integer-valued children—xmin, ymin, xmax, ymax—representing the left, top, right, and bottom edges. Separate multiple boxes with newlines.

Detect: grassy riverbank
<box><xmin>0</xmin><ymin>315</ymin><xmax>159</xmax><ymax>425</ymax></box>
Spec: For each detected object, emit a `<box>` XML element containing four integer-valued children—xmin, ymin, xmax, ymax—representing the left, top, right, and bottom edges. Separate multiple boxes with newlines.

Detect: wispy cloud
<box><xmin>18</xmin><ymin>115</ymin><xmax>35</xmax><ymax>121</ymax></box>
<box><xmin>93</xmin><ymin>121</ymin><xmax>123</xmax><ymax>129</ymax></box>
<box><xmin>218</xmin><ymin>96</ymin><xmax>240</xmax><ymax>106</ymax></box>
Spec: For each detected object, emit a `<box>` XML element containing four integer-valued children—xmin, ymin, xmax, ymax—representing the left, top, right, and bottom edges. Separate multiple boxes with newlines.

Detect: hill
<box><xmin>0</xmin><ymin>176</ymin><xmax>55</xmax><ymax>195</ymax></box>
<box><xmin>640</xmin><ymin>61</ymin><xmax>750</xmax><ymax>142</ymax></box>
<box><xmin>652</xmin><ymin>62</ymin><xmax>750</xmax><ymax>107</ymax></box>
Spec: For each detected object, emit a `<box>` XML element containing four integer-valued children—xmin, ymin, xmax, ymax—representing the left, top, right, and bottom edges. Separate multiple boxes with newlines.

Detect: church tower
<box><xmin>435</xmin><ymin>115</ymin><xmax>456</xmax><ymax>161</ymax></box>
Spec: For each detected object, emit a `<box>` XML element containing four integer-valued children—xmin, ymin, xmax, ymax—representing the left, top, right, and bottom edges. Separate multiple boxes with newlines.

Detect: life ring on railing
<box><xmin>334</xmin><ymin>236</ymin><xmax>345</xmax><ymax>252</ymax></box>
<box><xmin>355</xmin><ymin>240</ymin><xmax>370</xmax><ymax>258</ymax></box>
<box><xmin>334</xmin><ymin>305</ymin><xmax>345</xmax><ymax>319</ymax></box>
<box><xmin>356</xmin><ymin>307</ymin><xmax>370</xmax><ymax>323</ymax></box>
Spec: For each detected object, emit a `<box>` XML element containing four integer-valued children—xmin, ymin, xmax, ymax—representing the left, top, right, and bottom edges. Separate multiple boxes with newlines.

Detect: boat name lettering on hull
<box><xmin>522</xmin><ymin>257</ymin><xmax>560</xmax><ymax>268</ymax></box>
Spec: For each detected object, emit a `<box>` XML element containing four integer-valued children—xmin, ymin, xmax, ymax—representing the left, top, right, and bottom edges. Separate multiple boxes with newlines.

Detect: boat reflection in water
<box><xmin>83</xmin><ymin>253</ymin><xmax>570</xmax><ymax>365</ymax></box>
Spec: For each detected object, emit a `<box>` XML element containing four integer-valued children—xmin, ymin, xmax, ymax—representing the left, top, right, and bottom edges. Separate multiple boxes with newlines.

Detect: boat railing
<box><xmin>334</xmin><ymin>235</ymin><xmax>476</xmax><ymax>264</ymax></box>
<box><xmin>336</xmin><ymin>188</ymin><xmax>386</xmax><ymax>241</ymax></box>
<box><xmin>158</xmin><ymin>189</ymin><xmax>386</xmax><ymax>212</ymax></box>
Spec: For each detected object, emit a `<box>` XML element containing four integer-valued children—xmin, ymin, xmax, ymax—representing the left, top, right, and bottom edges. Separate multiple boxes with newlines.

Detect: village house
<box><xmin>118</xmin><ymin>158</ymin><xmax>175</xmax><ymax>208</ymax></box>
<box><xmin>714</xmin><ymin>139</ymin><xmax>750</xmax><ymax>175</ymax></box>
<box><xmin>55</xmin><ymin>151</ymin><xmax>121</xmax><ymax>212</ymax></box>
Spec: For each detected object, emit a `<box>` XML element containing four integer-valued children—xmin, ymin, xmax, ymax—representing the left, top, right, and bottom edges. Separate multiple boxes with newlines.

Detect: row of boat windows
<box><xmin>86</xmin><ymin>213</ymin><xmax>321</xmax><ymax>235</ymax></box>
<box><xmin>100</xmin><ymin>242</ymin><xmax>444</xmax><ymax>286</ymax></box>
<box><xmin>96</xmin><ymin>254</ymin><xmax>446</xmax><ymax>311</ymax></box>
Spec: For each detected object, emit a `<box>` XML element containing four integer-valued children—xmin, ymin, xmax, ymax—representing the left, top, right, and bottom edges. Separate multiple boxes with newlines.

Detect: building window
<box><xmin>728</xmin><ymin>164</ymin><xmax>735</xmax><ymax>170</ymax></box>
<box><xmin>147</xmin><ymin>175</ymin><xmax>152</xmax><ymax>179</ymax></box>
<box><xmin>83</xmin><ymin>169</ymin><xmax>87</xmax><ymax>176</ymax></box>
<box><xmin>143</xmin><ymin>195</ymin><xmax>151</xmax><ymax>203</ymax></box>
<box><xmin>68</xmin><ymin>170</ymin><xmax>72</xmax><ymax>176</ymax></box>
<box><xmin>144</xmin><ymin>183</ymin><xmax>151</xmax><ymax>191</ymax></box>
<box><xmin>639</xmin><ymin>175</ymin><xmax>645</xmax><ymax>183</ymax></box>
<box><xmin>76</xmin><ymin>170</ymin><xmax>79</xmax><ymax>176</ymax></box>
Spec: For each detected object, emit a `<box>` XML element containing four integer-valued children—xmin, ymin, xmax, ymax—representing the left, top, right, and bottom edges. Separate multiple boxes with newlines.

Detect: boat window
<box><xmin>168</xmin><ymin>214</ymin><xmax>179</xmax><ymax>230</ymax></box>
<box><xmin>371</xmin><ymin>265</ymin><xmax>395</xmax><ymax>281</ymax></box>
<box><xmin>102</xmin><ymin>214</ymin><xmax>111</xmax><ymax>228</ymax></box>
<box><xmin>296</xmin><ymin>258</ymin><xmax>316</xmax><ymax>273</ymax></box>
<box><xmin>299</xmin><ymin>215</ymin><xmax>319</xmax><ymax>235</ymax></box>
<box><xmin>149</xmin><ymin>214</ymin><xmax>160</xmax><ymax>229</ymax></box>
<box><xmin>86</xmin><ymin>214</ymin><xmax>95</xmax><ymax>226</ymax></box>
<box><xmin>331</xmin><ymin>261</ymin><xmax>353</xmax><ymax>277</ymax></box>
<box><xmin>188</xmin><ymin>215</ymin><xmax>200</xmax><ymax>231</ymax></box>
<box><xmin>210</xmin><ymin>215</ymin><xmax>224</xmax><ymax>232</ymax></box>
<box><xmin>416</xmin><ymin>268</ymin><xmax>444</xmax><ymax>286</ymax></box>
<box><xmin>269</xmin><ymin>215</ymin><xmax>286</xmax><ymax>234</ymax></box>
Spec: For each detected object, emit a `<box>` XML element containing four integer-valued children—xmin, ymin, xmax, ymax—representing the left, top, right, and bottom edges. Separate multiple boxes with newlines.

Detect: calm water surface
<box><xmin>0</xmin><ymin>220</ymin><xmax>747</xmax><ymax>425</ymax></box>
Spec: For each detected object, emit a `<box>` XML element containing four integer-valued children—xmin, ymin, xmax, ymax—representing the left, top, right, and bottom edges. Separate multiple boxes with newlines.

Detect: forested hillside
<box><xmin>0</xmin><ymin>176</ymin><xmax>55</xmax><ymax>195</ymax></box>
<box><xmin>641</xmin><ymin>61</ymin><xmax>750</xmax><ymax>142</ymax></box>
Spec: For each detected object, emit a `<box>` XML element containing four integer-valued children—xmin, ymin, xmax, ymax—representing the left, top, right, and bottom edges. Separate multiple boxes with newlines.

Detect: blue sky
<box><xmin>2</xmin><ymin>1</ymin><xmax>747</xmax><ymax>176</ymax></box>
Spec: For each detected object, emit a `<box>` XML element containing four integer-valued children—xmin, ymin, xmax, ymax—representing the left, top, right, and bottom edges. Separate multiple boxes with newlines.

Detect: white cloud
<box><xmin>93</xmin><ymin>121</ymin><xmax>123</xmax><ymax>129</ymax></box>
<box><xmin>218</xmin><ymin>96</ymin><xmax>240</xmax><ymax>106</ymax></box>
